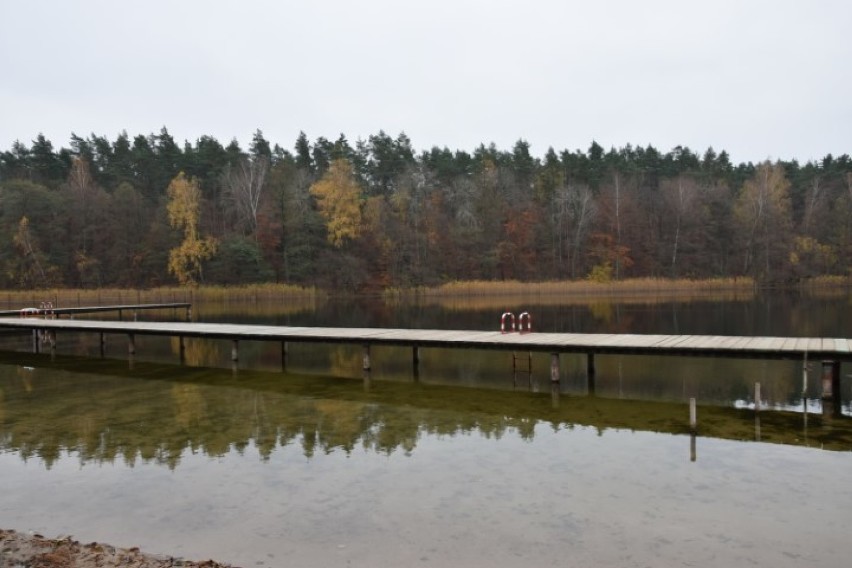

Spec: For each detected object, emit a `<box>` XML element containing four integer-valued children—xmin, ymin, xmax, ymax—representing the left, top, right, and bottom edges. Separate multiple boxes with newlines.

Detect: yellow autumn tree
<box><xmin>310</xmin><ymin>158</ymin><xmax>363</xmax><ymax>247</ymax></box>
<box><xmin>167</xmin><ymin>172</ymin><xmax>217</xmax><ymax>285</ymax></box>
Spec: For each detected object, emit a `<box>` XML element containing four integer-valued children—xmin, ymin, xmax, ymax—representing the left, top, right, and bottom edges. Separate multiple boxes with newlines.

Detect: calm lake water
<box><xmin>1</xmin><ymin>289</ymin><xmax>851</xmax><ymax>567</ymax></box>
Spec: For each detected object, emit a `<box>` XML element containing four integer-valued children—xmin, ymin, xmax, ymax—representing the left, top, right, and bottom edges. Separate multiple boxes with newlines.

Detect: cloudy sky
<box><xmin>1</xmin><ymin>0</ymin><xmax>849</xmax><ymax>164</ymax></box>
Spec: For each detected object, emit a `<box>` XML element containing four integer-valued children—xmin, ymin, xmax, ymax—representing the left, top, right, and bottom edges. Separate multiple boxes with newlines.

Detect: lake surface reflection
<box><xmin>1</xmin><ymin>290</ymin><xmax>852</xmax><ymax>567</ymax></box>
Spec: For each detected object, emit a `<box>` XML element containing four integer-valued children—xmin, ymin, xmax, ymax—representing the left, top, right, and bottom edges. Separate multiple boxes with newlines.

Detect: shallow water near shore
<box><xmin>1</xmin><ymin>290</ymin><xmax>852</xmax><ymax>566</ymax></box>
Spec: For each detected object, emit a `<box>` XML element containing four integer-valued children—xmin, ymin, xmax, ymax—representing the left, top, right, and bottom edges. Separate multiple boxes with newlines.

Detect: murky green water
<box><xmin>1</xmin><ymin>290</ymin><xmax>852</xmax><ymax>567</ymax></box>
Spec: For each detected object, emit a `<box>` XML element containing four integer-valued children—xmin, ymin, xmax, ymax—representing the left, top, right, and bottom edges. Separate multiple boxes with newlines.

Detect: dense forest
<box><xmin>1</xmin><ymin>128</ymin><xmax>850</xmax><ymax>290</ymax></box>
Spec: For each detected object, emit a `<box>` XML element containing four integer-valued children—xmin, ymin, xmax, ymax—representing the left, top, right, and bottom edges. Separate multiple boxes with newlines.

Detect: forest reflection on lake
<box><xmin>1</xmin><ymin>289</ymin><xmax>851</xmax><ymax>567</ymax></box>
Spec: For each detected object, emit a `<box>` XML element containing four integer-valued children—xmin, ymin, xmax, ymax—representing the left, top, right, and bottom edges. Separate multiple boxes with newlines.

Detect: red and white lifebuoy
<box><xmin>518</xmin><ymin>311</ymin><xmax>532</xmax><ymax>334</ymax></box>
<box><xmin>500</xmin><ymin>312</ymin><xmax>516</xmax><ymax>334</ymax></box>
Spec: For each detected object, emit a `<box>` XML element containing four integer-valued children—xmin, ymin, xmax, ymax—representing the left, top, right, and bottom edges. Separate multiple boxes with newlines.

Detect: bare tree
<box><xmin>553</xmin><ymin>184</ymin><xmax>596</xmax><ymax>279</ymax></box>
<box><xmin>221</xmin><ymin>156</ymin><xmax>269</xmax><ymax>241</ymax></box>
<box><xmin>661</xmin><ymin>175</ymin><xmax>699</xmax><ymax>276</ymax></box>
<box><xmin>801</xmin><ymin>176</ymin><xmax>824</xmax><ymax>236</ymax></box>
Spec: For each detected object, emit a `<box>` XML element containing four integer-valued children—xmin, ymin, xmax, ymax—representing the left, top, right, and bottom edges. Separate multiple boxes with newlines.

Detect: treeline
<box><xmin>1</xmin><ymin>128</ymin><xmax>851</xmax><ymax>290</ymax></box>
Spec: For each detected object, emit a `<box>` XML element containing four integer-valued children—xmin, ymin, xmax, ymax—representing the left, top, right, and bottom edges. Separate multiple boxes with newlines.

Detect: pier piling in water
<box><xmin>550</xmin><ymin>353</ymin><xmax>559</xmax><ymax>383</ymax></box>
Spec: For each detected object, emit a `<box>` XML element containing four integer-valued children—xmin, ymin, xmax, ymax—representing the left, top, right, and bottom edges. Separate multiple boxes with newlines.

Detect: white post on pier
<box><xmin>754</xmin><ymin>382</ymin><xmax>761</xmax><ymax>412</ymax></box>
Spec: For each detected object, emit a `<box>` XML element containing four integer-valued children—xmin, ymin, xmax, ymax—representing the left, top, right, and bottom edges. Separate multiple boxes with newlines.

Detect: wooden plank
<box><xmin>805</xmin><ymin>338</ymin><xmax>823</xmax><ymax>353</ymax></box>
<box><xmin>780</xmin><ymin>337</ymin><xmax>800</xmax><ymax>353</ymax></box>
<box><xmin>655</xmin><ymin>335</ymin><xmax>694</xmax><ymax>349</ymax></box>
<box><xmin>794</xmin><ymin>337</ymin><xmax>811</xmax><ymax>353</ymax></box>
<box><xmin>713</xmin><ymin>336</ymin><xmax>746</xmax><ymax>350</ymax></box>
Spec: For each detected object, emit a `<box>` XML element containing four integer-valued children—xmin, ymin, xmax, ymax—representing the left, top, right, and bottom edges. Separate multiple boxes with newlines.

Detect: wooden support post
<box><xmin>363</xmin><ymin>344</ymin><xmax>371</xmax><ymax>371</ymax></box>
<box><xmin>231</xmin><ymin>340</ymin><xmax>239</xmax><ymax>362</ymax></box>
<box><xmin>281</xmin><ymin>341</ymin><xmax>288</xmax><ymax>372</ymax></box>
<box><xmin>32</xmin><ymin>329</ymin><xmax>39</xmax><ymax>354</ymax></box>
<box><xmin>587</xmin><ymin>353</ymin><xmax>596</xmax><ymax>395</ymax></box>
<box><xmin>755</xmin><ymin>413</ymin><xmax>761</xmax><ymax>442</ymax></box>
<box><xmin>821</xmin><ymin>360</ymin><xmax>840</xmax><ymax>400</ymax></box>
<box><xmin>118</xmin><ymin>309</ymin><xmax>123</xmax><ymax>321</ymax></box>
<box><xmin>754</xmin><ymin>382</ymin><xmax>761</xmax><ymax>411</ymax></box>
<box><xmin>689</xmin><ymin>397</ymin><xmax>697</xmax><ymax>431</ymax></box>
<box><xmin>690</xmin><ymin>433</ymin><xmax>697</xmax><ymax>462</ymax></box>
<box><xmin>127</xmin><ymin>333</ymin><xmax>135</xmax><ymax>355</ymax></box>
<box><xmin>179</xmin><ymin>336</ymin><xmax>186</xmax><ymax>363</ymax></box>
<box><xmin>412</xmin><ymin>345</ymin><xmax>420</xmax><ymax>380</ymax></box>
<box><xmin>550</xmin><ymin>353</ymin><xmax>559</xmax><ymax>383</ymax></box>
<box><xmin>99</xmin><ymin>332</ymin><xmax>106</xmax><ymax>357</ymax></box>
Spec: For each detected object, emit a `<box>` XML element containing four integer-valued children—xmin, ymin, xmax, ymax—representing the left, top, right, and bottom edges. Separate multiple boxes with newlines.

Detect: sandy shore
<box><xmin>0</xmin><ymin>530</ymin><xmax>237</xmax><ymax>568</ymax></box>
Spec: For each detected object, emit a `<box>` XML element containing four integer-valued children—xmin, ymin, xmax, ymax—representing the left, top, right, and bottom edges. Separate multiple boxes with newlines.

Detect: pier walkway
<box><xmin>0</xmin><ymin>317</ymin><xmax>850</xmax><ymax>362</ymax></box>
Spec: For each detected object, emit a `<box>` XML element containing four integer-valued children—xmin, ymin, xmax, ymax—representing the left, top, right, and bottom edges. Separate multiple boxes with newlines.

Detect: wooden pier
<box><xmin>0</xmin><ymin>316</ymin><xmax>849</xmax><ymax>372</ymax></box>
<box><xmin>0</xmin><ymin>302</ymin><xmax>191</xmax><ymax>321</ymax></box>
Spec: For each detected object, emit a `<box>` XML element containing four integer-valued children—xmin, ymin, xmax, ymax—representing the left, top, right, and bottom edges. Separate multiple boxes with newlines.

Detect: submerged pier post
<box><xmin>32</xmin><ymin>329</ymin><xmax>39</xmax><ymax>354</ymax></box>
<box><xmin>821</xmin><ymin>360</ymin><xmax>842</xmax><ymax>417</ymax></box>
<box><xmin>363</xmin><ymin>344</ymin><xmax>372</xmax><ymax>371</ymax></box>
<box><xmin>281</xmin><ymin>341</ymin><xmax>288</xmax><ymax>372</ymax></box>
<box><xmin>412</xmin><ymin>345</ymin><xmax>420</xmax><ymax>380</ymax></box>
<box><xmin>550</xmin><ymin>353</ymin><xmax>560</xmax><ymax>383</ymax></box>
<box><xmin>231</xmin><ymin>340</ymin><xmax>239</xmax><ymax>362</ymax></box>
<box><xmin>127</xmin><ymin>333</ymin><xmax>135</xmax><ymax>355</ymax></box>
<box><xmin>179</xmin><ymin>336</ymin><xmax>186</xmax><ymax>363</ymax></box>
<box><xmin>821</xmin><ymin>361</ymin><xmax>840</xmax><ymax>400</ymax></box>
<box><xmin>99</xmin><ymin>332</ymin><xmax>106</xmax><ymax>357</ymax></box>
<box><xmin>587</xmin><ymin>353</ymin><xmax>596</xmax><ymax>395</ymax></box>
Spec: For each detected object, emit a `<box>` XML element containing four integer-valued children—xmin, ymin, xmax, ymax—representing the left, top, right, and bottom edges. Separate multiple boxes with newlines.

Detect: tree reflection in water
<box><xmin>1</xmin><ymin>351</ymin><xmax>850</xmax><ymax>471</ymax></box>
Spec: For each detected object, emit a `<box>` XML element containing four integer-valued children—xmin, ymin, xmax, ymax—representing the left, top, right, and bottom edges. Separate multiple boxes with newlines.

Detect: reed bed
<box><xmin>386</xmin><ymin>277</ymin><xmax>756</xmax><ymax>300</ymax></box>
<box><xmin>0</xmin><ymin>283</ymin><xmax>320</xmax><ymax>310</ymax></box>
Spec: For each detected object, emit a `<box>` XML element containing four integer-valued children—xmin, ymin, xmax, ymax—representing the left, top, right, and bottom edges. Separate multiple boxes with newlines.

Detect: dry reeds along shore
<box><xmin>0</xmin><ymin>283</ymin><xmax>321</xmax><ymax>310</ymax></box>
<box><xmin>399</xmin><ymin>277</ymin><xmax>756</xmax><ymax>297</ymax></box>
<box><xmin>1</xmin><ymin>276</ymin><xmax>849</xmax><ymax>311</ymax></box>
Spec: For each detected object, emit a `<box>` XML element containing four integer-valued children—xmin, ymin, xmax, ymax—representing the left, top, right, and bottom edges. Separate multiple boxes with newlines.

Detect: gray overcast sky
<box><xmin>1</xmin><ymin>0</ymin><xmax>849</xmax><ymax>164</ymax></box>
